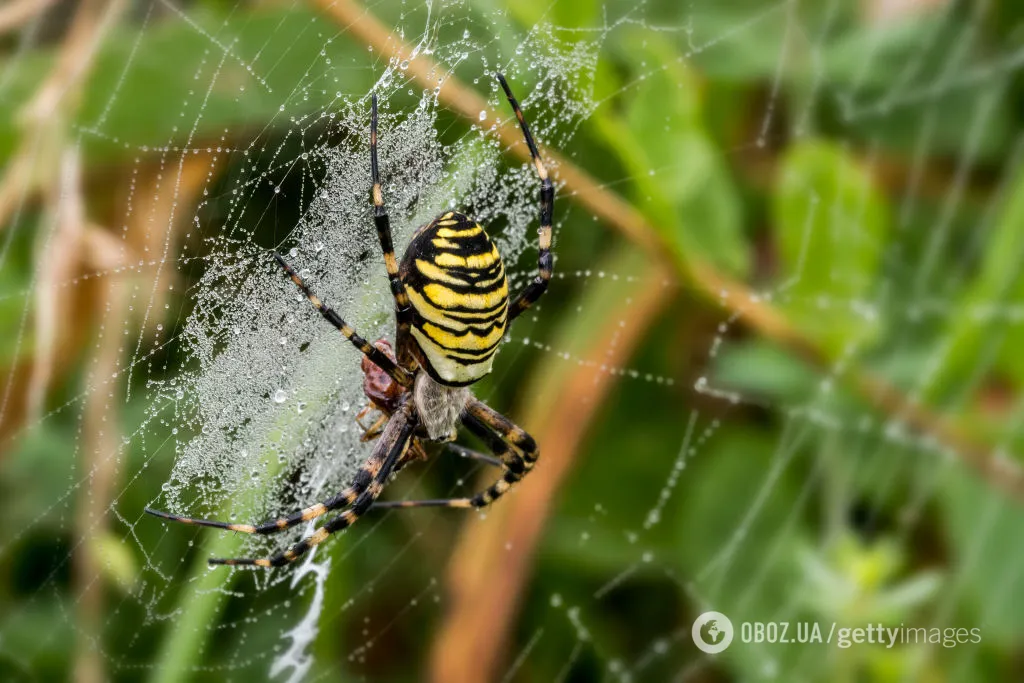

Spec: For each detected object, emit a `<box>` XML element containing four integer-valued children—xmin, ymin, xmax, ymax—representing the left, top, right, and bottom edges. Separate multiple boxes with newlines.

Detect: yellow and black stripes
<box><xmin>496</xmin><ymin>73</ymin><xmax>554</xmax><ymax>322</ymax></box>
<box><xmin>370</xmin><ymin>93</ymin><xmax>413</xmax><ymax>336</ymax></box>
<box><xmin>399</xmin><ymin>212</ymin><xmax>509</xmax><ymax>386</ymax></box>
<box><xmin>465</xmin><ymin>399</ymin><xmax>538</xmax><ymax>506</ymax></box>
<box><xmin>144</xmin><ymin>458</ymin><xmax>380</xmax><ymax>536</ymax></box>
<box><xmin>272</xmin><ymin>251</ymin><xmax>412</xmax><ymax>387</ymax></box>
<box><xmin>207</xmin><ymin>404</ymin><xmax>418</xmax><ymax>567</ymax></box>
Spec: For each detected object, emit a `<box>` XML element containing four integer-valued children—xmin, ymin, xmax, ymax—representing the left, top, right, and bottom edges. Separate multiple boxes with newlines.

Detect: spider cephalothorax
<box><xmin>146</xmin><ymin>74</ymin><xmax>552</xmax><ymax>567</ymax></box>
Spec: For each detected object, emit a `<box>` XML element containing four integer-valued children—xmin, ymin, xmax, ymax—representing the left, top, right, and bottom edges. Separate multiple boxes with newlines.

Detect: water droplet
<box><xmin>272</xmin><ymin>389</ymin><xmax>288</xmax><ymax>403</ymax></box>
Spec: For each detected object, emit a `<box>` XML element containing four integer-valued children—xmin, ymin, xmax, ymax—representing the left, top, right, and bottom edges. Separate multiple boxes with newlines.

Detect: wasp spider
<box><xmin>146</xmin><ymin>74</ymin><xmax>553</xmax><ymax>567</ymax></box>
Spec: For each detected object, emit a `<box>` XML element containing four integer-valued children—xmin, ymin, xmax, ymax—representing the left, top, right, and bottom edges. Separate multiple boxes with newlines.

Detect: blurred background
<box><xmin>3</xmin><ymin>0</ymin><xmax>1024</xmax><ymax>681</ymax></box>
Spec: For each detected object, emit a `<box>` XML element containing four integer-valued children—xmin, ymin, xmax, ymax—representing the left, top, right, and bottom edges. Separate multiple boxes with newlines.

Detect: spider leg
<box><xmin>145</xmin><ymin>473</ymin><xmax>371</xmax><ymax>537</ymax></box>
<box><xmin>446</xmin><ymin>443</ymin><xmax>503</xmax><ymax>469</ymax></box>
<box><xmin>371</xmin><ymin>441</ymin><xmax>505</xmax><ymax>512</ymax></box>
<box><xmin>370</xmin><ymin>400</ymin><xmax>537</xmax><ymax>510</ymax></box>
<box><xmin>145</xmin><ymin>414</ymin><xmax>407</xmax><ymax>537</ymax></box>
<box><xmin>272</xmin><ymin>251</ymin><xmax>411</xmax><ymax>387</ymax></box>
<box><xmin>359</xmin><ymin>412</ymin><xmax>389</xmax><ymax>442</ymax></box>
<box><xmin>209</xmin><ymin>404</ymin><xmax>418</xmax><ymax>567</ymax></box>
<box><xmin>496</xmin><ymin>73</ymin><xmax>553</xmax><ymax>324</ymax></box>
<box><xmin>370</xmin><ymin>93</ymin><xmax>414</xmax><ymax>340</ymax></box>
<box><xmin>355</xmin><ymin>404</ymin><xmax>373</xmax><ymax>427</ymax></box>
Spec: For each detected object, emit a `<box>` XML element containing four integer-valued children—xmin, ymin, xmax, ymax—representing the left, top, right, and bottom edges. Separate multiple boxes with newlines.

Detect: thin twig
<box><xmin>27</xmin><ymin>148</ymin><xmax>85</xmax><ymax>420</ymax></box>
<box><xmin>311</xmin><ymin>0</ymin><xmax>1024</xmax><ymax>503</ymax></box>
<box><xmin>0</xmin><ymin>0</ymin><xmax>128</xmax><ymax>439</ymax></box>
<box><xmin>73</xmin><ymin>223</ymin><xmax>134</xmax><ymax>683</ymax></box>
<box><xmin>0</xmin><ymin>0</ymin><xmax>56</xmax><ymax>34</ymax></box>
<box><xmin>0</xmin><ymin>0</ymin><xmax>127</xmax><ymax>233</ymax></box>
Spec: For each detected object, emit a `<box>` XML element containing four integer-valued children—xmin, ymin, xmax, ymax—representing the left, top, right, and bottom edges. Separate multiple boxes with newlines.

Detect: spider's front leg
<box><xmin>272</xmin><ymin>252</ymin><xmax>412</xmax><ymax>387</ymax></box>
<box><xmin>497</xmin><ymin>73</ymin><xmax>554</xmax><ymax>324</ymax></box>
<box><xmin>369</xmin><ymin>93</ymin><xmax>414</xmax><ymax>350</ymax></box>
<box><xmin>372</xmin><ymin>399</ymin><xmax>538</xmax><ymax>511</ymax></box>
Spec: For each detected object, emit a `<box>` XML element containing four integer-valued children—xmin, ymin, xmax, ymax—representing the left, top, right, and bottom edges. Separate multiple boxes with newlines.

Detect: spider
<box><xmin>145</xmin><ymin>74</ymin><xmax>553</xmax><ymax>567</ymax></box>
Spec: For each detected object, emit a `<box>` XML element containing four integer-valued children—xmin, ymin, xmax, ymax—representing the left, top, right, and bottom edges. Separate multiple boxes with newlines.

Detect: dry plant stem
<box><xmin>73</xmin><ymin>226</ymin><xmax>134</xmax><ymax>683</ymax></box>
<box><xmin>27</xmin><ymin>149</ymin><xmax>86</xmax><ymax>420</ymax></box>
<box><xmin>126</xmin><ymin>156</ymin><xmax>218</xmax><ymax>334</ymax></box>
<box><xmin>864</xmin><ymin>0</ymin><xmax>949</xmax><ymax>24</ymax></box>
<box><xmin>21</xmin><ymin>0</ymin><xmax>126</xmax><ymax>125</ymax></box>
<box><xmin>9</xmin><ymin>0</ymin><xmax>127</xmax><ymax>424</ymax></box>
<box><xmin>0</xmin><ymin>0</ymin><xmax>57</xmax><ymax>34</ymax></box>
<box><xmin>0</xmin><ymin>0</ymin><xmax>126</xmax><ymax>233</ymax></box>
<box><xmin>69</xmin><ymin>152</ymin><xmax>212</xmax><ymax>681</ymax></box>
<box><xmin>429</xmin><ymin>262</ymin><xmax>672</xmax><ymax>683</ymax></box>
<box><xmin>312</xmin><ymin>0</ymin><xmax>1024</xmax><ymax>504</ymax></box>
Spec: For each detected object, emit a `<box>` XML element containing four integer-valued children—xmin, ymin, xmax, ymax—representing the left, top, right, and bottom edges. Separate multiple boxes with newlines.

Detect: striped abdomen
<box><xmin>400</xmin><ymin>212</ymin><xmax>508</xmax><ymax>386</ymax></box>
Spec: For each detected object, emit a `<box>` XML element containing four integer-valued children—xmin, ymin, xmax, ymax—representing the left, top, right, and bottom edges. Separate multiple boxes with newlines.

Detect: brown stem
<box><xmin>73</xmin><ymin>225</ymin><xmax>134</xmax><ymax>683</ymax></box>
<box><xmin>0</xmin><ymin>0</ymin><xmax>56</xmax><ymax>34</ymax></box>
<box><xmin>0</xmin><ymin>0</ymin><xmax>127</xmax><ymax>233</ymax></box>
<box><xmin>67</xmin><ymin>151</ymin><xmax>215</xmax><ymax>681</ymax></box>
<box><xmin>310</xmin><ymin>0</ymin><xmax>1024</xmax><ymax>504</ymax></box>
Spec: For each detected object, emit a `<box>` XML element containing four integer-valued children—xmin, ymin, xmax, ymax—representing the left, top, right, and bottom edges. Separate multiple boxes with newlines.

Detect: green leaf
<box><xmin>0</xmin><ymin>7</ymin><xmax>369</xmax><ymax>165</ymax></box>
<box><xmin>92</xmin><ymin>530</ymin><xmax>140</xmax><ymax>592</ymax></box>
<box><xmin>940</xmin><ymin>467</ymin><xmax>1024</xmax><ymax>645</ymax></box>
<box><xmin>505</xmin><ymin>0</ymin><xmax>600</xmax><ymax>29</ymax></box>
<box><xmin>773</xmin><ymin>139</ymin><xmax>890</xmax><ymax>356</ymax></box>
<box><xmin>594</xmin><ymin>33</ymin><xmax>748</xmax><ymax>276</ymax></box>
<box><xmin>674</xmin><ymin>427</ymin><xmax>814</xmax><ymax>678</ymax></box>
<box><xmin>929</xmin><ymin>162</ymin><xmax>1024</xmax><ymax>400</ymax></box>
<box><xmin>822</xmin><ymin>15</ymin><xmax>947</xmax><ymax>90</ymax></box>
<box><xmin>711</xmin><ymin>339</ymin><xmax>820</xmax><ymax>404</ymax></box>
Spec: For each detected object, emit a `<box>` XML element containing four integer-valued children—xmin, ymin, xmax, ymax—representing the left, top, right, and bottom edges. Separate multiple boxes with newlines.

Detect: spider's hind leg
<box><xmin>370</xmin><ymin>400</ymin><xmax>537</xmax><ymax>511</ymax></box>
<box><xmin>144</xmin><ymin>405</ymin><xmax>416</xmax><ymax>539</ymax></box>
<box><xmin>208</xmin><ymin>404</ymin><xmax>419</xmax><ymax>567</ymax></box>
<box><xmin>145</xmin><ymin>478</ymin><xmax>366</xmax><ymax>537</ymax></box>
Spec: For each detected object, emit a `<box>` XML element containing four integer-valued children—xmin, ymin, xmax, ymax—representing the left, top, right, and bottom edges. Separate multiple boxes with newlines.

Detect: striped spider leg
<box><xmin>369</xmin><ymin>93</ymin><xmax>415</xmax><ymax>354</ymax></box>
<box><xmin>496</xmin><ymin>73</ymin><xmax>554</xmax><ymax>323</ymax></box>
<box><xmin>372</xmin><ymin>400</ymin><xmax>538</xmax><ymax>511</ymax></box>
<box><xmin>145</xmin><ymin>255</ymin><xmax>413</xmax><ymax>539</ymax></box>
<box><xmin>148</xmin><ymin>403</ymin><xmax>418</xmax><ymax>568</ymax></box>
<box><xmin>208</xmin><ymin>402</ymin><xmax>419</xmax><ymax>567</ymax></box>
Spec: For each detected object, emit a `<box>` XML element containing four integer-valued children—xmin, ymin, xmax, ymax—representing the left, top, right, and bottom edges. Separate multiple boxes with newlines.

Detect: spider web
<box><xmin>1</xmin><ymin>0</ymin><xmax>1023</xmax><ymax>681</ymax></box>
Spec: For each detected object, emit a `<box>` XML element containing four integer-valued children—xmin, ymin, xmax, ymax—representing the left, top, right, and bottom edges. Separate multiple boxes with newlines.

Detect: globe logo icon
<box><xmin>692</xmin><ymin>611</ymin><xmax>734</xmax><ymax>654</ymax></box>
